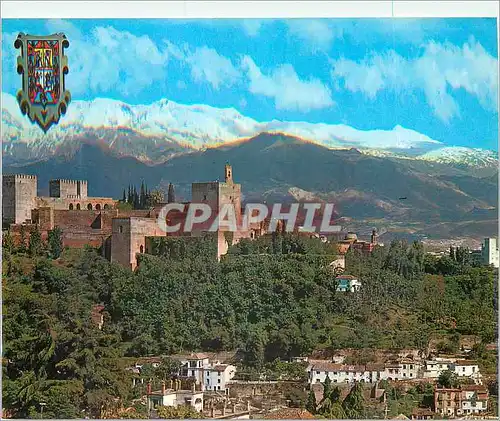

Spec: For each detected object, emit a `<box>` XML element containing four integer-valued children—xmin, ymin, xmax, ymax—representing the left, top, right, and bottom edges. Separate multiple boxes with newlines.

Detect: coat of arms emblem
<box><xmin>14</xmin><ymin>33</ymin><xmax>71</xmax><ymax>132</ymax></box>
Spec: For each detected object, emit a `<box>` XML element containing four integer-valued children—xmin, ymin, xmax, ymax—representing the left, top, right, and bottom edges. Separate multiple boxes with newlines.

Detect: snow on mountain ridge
<box><xmin>2</xmin><ymin>92</ymin><xmax>495</xmax><ymax>169</ymax></box>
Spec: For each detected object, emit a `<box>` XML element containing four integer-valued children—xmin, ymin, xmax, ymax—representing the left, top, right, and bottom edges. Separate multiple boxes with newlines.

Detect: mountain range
<box><xmin>2</xmin><ymin>92</ymin><xmax>498</xmax><ymax>171</ymax></box>
<box><xmin>2</xmin><ymin>93</ymin><xmax>497</xmax><ymax>244</ymax></box>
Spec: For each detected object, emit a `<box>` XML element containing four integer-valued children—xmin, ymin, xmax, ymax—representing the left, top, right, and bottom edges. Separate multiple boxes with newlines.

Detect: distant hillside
<box><xmin>4</xmin><ymin>133</ymin><xmax>497</xmax><ymax>242</ymax></box>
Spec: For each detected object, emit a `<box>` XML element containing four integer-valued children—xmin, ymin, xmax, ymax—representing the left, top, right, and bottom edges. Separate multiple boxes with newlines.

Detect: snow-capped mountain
<box><xmin>417</xmin><ymin>147</ymin><xmax>499</xmax><ymax>168</ymax></box>
<box><xmin>1</xmin><ymin>92</ymin><xmax>496</xmax><ymax>169</ymax></box>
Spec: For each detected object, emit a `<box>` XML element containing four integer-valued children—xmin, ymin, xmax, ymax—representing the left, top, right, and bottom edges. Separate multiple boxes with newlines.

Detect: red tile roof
<box><xmin>454</xmin><ymin>360</ymin><xmax>479</xmax><ymax>366</ymax></box>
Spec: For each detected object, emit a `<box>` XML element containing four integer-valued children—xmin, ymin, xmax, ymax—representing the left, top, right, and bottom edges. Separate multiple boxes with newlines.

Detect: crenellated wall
<box><xmin>2</xmin><ymin>174</ymin><xmax>38</xmax><ymax>225</ymax></box>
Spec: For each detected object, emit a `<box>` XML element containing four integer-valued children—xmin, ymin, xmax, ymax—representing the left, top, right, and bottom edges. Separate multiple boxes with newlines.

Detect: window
<box><xmin>203</xmin><ymin>195</ymin><xmax>207</xmax><ymax>201</ymax></box>
<box><xmin>218</xmin><ymin>372</ymin><xmax>221</xmax><ymax>376</ymax></box>
<box><xmin>140</xmin><ymin>245</ymin><xmax>144</xmax><ymax>253</ymax></box>
<box><xmin>87</xmin><ymin>203</ymin><xmax>92</xmax><ymax>210</ymax></box>
<box><xmin>191</xmin><ymin>370</ymin><xmax>195</xmax><ymax>376</ymax></box>
<box><xmin>76</xmin><ymin>203</ymin><xmax>81</xmax><ymax>210</ymax></box>
<box><xmin>103</xmin><ymin>204</ymin><xmax>109</xmax><ymax>209</ymax></box>
<box><xmin>403</xmin><ymin>365</ymin><xmax>406</xmax><ymax>369</ymax></box>
<box><xmin>316</xmin><ymin>371</ymin><xmax>320</xmax><ymax>375</ymax></box>
<box><xmin>218</xmin><ymin>386</ymin><xmax>220</xmax><ymax>390</ymax></box>
<box><xmin>463</xmin><ymin>367</ymin><xmax>466</xmax><ymax>372</ymax></box>
<box><xmin>69</xmin><ymin>203</ymin><xmax>73</xmax><ymax>210</ymax></box>
<box><xmin>410</xmin><ymin>365</ymin><xmax>413</xmax><ymax>369</ymax></box>
<box><xmin>119</xmin><ymin>225</ymin><xmax>123</xmax><ymax>233</ymax></box>
<box><xmin>218</xmin><ymin>379</ymin><xmax>221</xmax><ymax>383</ymax></box>
<box><xmin>96</xmin><ymin>204</ymin><xmax>101</xmax><ymax>210</ymax></box>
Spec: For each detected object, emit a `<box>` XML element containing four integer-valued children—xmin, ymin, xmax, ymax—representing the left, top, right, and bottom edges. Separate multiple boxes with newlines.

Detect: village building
<box><xmin>481</xmin><ymin>237</ymin><xmax>499</xmax><ymax>268</ymax></box>
<box><xmin>422</xmin><ymin>359</ymin><xmax>482</xmax><ymax>384</ymax></box>
<box><xmin>204</xmin><ymin>364</ymin><xmax>236</xmax><ymax>394</ymax></box>
<box><xmin>335</xmin><ymin>275</ymin><xmax>361</xmax><ymax>292</ymax></box>
<box><xmin>146</xmin><ymin>380</ymin><xmax>204</xmax><ymax>413</ymax></box>
<box><xmin>434</xmin><ymin>385</ymin><xmax>489</xmax><ymax>418</ymax></box>
<box><xmin>410</xmin><ymin>407</ymin><xmax>434</xmax><ymax>420</ymax></box>
<box><xmin>307</xmin><ymin>360</ymin><xmax>424</xmax><ymax>384</ymax></box>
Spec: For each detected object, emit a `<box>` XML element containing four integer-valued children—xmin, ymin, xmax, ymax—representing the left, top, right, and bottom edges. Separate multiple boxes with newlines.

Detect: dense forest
<box><xmin>2</xmin><ymin>230</ymin><xmax>497</xmax><ymax>418</ymax></box>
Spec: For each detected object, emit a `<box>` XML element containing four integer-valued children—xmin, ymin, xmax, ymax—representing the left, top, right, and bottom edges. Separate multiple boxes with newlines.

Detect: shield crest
<box><xmin>14</xmin><ymin>32</ymin><xmax>71</xmax><ymax>133</ymax></box>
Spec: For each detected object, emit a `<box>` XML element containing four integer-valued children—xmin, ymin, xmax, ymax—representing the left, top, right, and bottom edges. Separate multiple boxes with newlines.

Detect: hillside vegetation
<box><xmin>2</xmin><ymin>232</ymin><xmax>497</xmax><ymax>418</ymax></box>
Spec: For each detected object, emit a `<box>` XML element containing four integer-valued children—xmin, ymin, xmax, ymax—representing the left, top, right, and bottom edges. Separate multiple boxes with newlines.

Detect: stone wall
<box><xmin>111</xmin><ymin>217</ymin><xmax>166</xmax><ymax>270</ymax></box>
<box><xmin>227</xmin><ymin>381</ymin><xmax>303</xmax><ymax>399</ymax></box>
<box><xmin>49</xmin><ymin>179</ymin><xmax>88</xmax><ymax>199</ymax></box>
<box><xmin>36</xmin><ymin>196</ymin><xmax>116</xmax><ymax>211</ymax></box>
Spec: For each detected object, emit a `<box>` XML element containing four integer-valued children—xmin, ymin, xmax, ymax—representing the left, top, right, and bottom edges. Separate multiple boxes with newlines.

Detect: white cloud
<box><xmin>241</xmin><ymin>56</ymin><xmax>334</xmax><ymax>112</ymax></box>
<box><xmin>286</xmin><ymin>20</ymin><xmax>341</xmax><ymax>52</ymax></box>
<box><xmin>241</xmin><ymin>19</ymin><xmax>264</xmax><ymax>37</ymax></box>
<box><xmin>2</xmin><ymin>31</ymin><xmax>21</xmax><ymax>94</ymax></box>
<box><xmin>1</xmin><ymin>21</ymin><xmax>174</xmax><ymax>98</ymax></box>
<box><xmin>331</xmin><ymin>38</ymin><xmax>498</xmax><ymax>122</ymax></box>
<box><xmin>185</xmin><ymin>46</ymin><xmax>241</xmax><ymax>90</ymax></box>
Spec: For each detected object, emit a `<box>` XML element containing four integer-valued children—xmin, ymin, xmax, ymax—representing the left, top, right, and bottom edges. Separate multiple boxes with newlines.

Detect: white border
<box><xmin>0</xmin><ymin>1</ymin><xmax>498</xmax><ymax>19</ymax></box>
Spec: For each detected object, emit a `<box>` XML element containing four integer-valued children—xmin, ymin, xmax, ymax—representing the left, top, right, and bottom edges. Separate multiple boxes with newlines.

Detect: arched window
<box><xmin>76</xmin><ymin>203</ymin><xmax>81</xmax><ymax>210</ymax></box>
<box><xmin>87</xmin><ymin>203</ymin><xmax>93</xmax><ymax>210</ymax></box>
<box><xmin>103</xmin><ymin>204</ymin><xmax>109</xmax><ymax>210</ymax></box>
<box><xmin>69</xmin><ymin>203</ymin><xmax>73</xmax><ymax>210</ymax></box>
<box><xmin>140</xmin><ymin>245</ymin><xmax>144</xmax><ymax>253</ymax></box>
<box><xmin>96</xmin><ymin>204</ymin><xmax>101</xmax><ymax>210</ymax></box>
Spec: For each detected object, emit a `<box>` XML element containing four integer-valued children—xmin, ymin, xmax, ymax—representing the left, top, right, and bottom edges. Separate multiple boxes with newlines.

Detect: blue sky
<box><xmin>2</xmin><ymin>18</ymin><xmax>498</xmax><ymax>150</ymax></box>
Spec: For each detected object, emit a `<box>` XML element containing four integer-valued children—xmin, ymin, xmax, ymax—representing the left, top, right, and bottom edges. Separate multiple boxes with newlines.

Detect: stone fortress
<box><xmin>2</xmin><ymin>165</ymin><xmax>270</xmax><ymax>270</ymax></box>
<box><xmin>2</xmin><ymin>164</ymin><xmax>372</xmax><ymax>271</ymax></box>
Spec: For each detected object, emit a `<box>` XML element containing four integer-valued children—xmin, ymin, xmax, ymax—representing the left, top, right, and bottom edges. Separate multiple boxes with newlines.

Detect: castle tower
<box><xmin>2</xmin><ymin>174</ymin><xmax>38</xmax><ymax>225</ymax></box>
<box><xmin>167</xmin><ymin>183</ymin><xmax>176</xmax><ymax>204</ymax></box>
<box><xmin>225</xmin><ymin>163</ymin><xmax>233</xmax><ymax>184</ymax></box>
<box><xmin>371</xmin><ymin>229</ymin><xmax>378</xmax><ymax>245</ymax></box>
<box><xmin>191</xmin><ymin>164</ymin><xmax>242</xmax><ymax>260</ymax></box>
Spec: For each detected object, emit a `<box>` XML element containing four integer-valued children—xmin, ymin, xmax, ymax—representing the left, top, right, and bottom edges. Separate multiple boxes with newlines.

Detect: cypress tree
<box><xmin>140</xmin><ymin>181</ymin><xmax>146</xmax><ymax>209</ymax></box>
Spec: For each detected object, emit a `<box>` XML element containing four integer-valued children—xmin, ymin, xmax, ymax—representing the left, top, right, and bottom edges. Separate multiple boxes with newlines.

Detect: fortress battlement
<box><xmin>3</xmin><ymin>174</ymin><xmax>37</xmax><ymax>180</ymax></box>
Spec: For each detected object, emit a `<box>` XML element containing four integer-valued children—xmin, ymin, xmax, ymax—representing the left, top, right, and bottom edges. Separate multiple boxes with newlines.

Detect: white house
<box><xmin>180</xmin><ymin>353</ymin><xmax>211</xmax><ymax>385</ymax></box>
<box><xmin>336</xmin><ymin>275</ymin><xmax>361</xmax><ymax>292</ymax></box>
<box><xmin>147</xmin><ymin>382</ymin><xmax>204</xmax><ymax>413</ymax></box>
<box><xmin>308</xmin><ymin>362</ymin><xmax>387</xmax><ymax>384</ymax></box>
<box><xmin>399</xmin><ymin>360</ymin><xmax>420</xmax><ymax>380</ymax></box>
<box><xmin>423</xmin><ymin>359</ymin><xmax>482</xmax><ymax>384</ymax></box>
<box><xmin>175</xmin><ymin>353</ymin><xmax>236</xmax><ymax>393</ymax></box>
<box><xmin>460</xmin><ymin>386</ymin><xmax>489</xmax><ymax>415</ymax></box>
<box><xmin>452</xmin><ymin>360</ymin><xmax>482</xmax><ymax>384</ymax></box>
<box><xmin>204</xmin><ymin>364</ymin><xmax>236</xmax><ymax>394</ymax></box>
<box><xmin>422</xmin><ymin>359</ymin><xmax>454</xmax><ymax>379</ymax></box>
<box><xmin>482</xmin><ymin>238</ymin><xmax>499</xmax><ymax>268</ymax></box>
<box><xmin>307</xmin><ymin>361</ymin><xmax>422</xmax><ymax>385</ymax></box>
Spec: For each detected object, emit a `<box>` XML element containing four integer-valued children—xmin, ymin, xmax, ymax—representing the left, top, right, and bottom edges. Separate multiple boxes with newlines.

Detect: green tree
<box><xmin>305</xmin><ymin>390</ymin><xmax>317</xmax><ymax>414</ymax></box>
<box><xmin>342</xmin><ymin>382</ymin><xmax>365</xmax><ymax>419</ymax></box>
<box><xmin>28</xmin><ymin>226</ymin><xmax>44</xmax><ymax>257</ymax></box>
<box><xmin>3</xmin><ymin>229</ymin><xmax>15</xmax><ymax>253</ymax></box>
<box><xmin>437</xmin><ymin>370</ymin><xmax>459</xmax><ymax>388</ymax></box>
<box><xmin>47</xmin><ymin>227</ymin><xmax>63</xmax><ymax>259</ymax></box>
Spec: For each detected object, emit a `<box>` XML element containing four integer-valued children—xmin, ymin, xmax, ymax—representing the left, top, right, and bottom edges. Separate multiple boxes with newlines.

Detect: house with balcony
<box><xmin>434</xmin><ymin>385</ymin><xmax>489</xmax><ymax>418</ymax></box>
<box><xmin>146</xmin><ymin>380</ymin><xmax>204</xmax><ymax>413</ymax></box>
